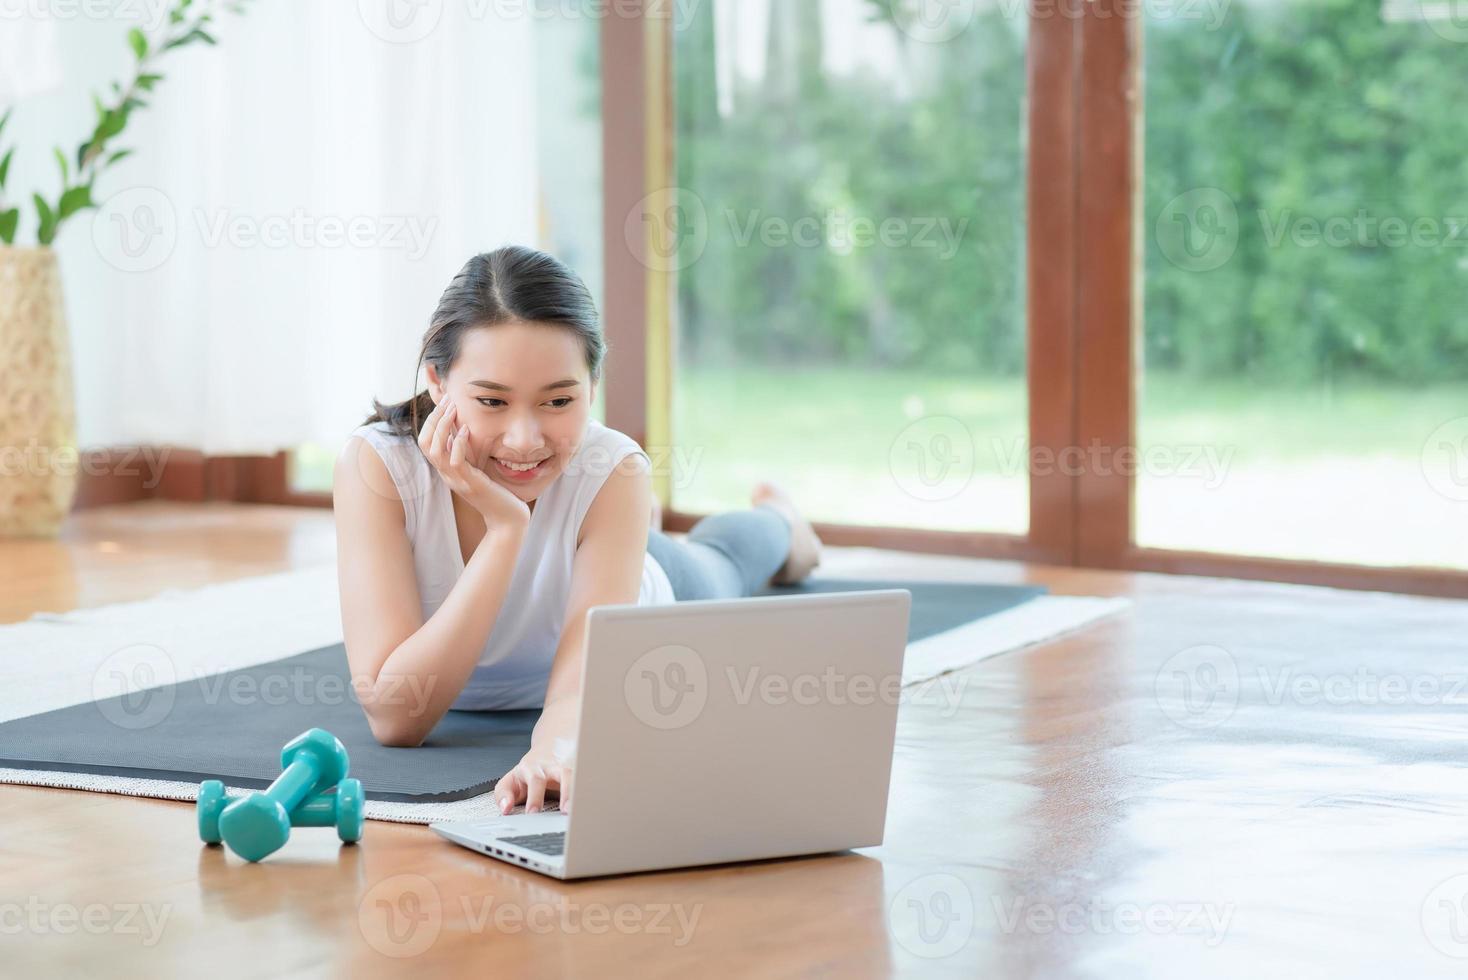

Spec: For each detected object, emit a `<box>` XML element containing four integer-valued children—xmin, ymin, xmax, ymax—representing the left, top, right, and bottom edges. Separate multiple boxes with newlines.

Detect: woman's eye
<box><xmin>476</xmin><ymin>397</ymin><xmax>573</xmax><ymax>408</ymax></box>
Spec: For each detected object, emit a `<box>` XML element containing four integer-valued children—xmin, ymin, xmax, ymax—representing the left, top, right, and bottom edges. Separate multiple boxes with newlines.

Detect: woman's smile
<box><xmin>490</xmin><ymin>453</ymin><xmax>554</xmax><ymax>482</ymax></box>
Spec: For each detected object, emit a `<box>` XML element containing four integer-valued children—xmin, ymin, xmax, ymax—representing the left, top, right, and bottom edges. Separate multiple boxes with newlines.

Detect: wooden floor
<box><xmin>4</xmin><ymin>501</ymin><xmax>1467</xmax><ymax>978</ymax></box>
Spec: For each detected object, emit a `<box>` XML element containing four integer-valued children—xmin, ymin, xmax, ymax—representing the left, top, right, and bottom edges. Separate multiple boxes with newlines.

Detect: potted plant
<box><xmin>0</xmin><ymin>0</ymin><xmax>248</xmax><ymax>536</ymax></box>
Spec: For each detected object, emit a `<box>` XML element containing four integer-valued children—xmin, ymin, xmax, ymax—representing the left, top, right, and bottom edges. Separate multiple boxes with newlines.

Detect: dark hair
<box><xmin>363</xmin><ymin>245</ymin><xmax>606</xmax><ymax>439</ymax></box>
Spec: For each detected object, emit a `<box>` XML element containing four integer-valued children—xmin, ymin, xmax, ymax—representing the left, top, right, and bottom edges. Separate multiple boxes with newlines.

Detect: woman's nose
<box><xmin>501</xmin><ymin>416</ymin><xmax>543</xmax><ymax>453</ymax></box>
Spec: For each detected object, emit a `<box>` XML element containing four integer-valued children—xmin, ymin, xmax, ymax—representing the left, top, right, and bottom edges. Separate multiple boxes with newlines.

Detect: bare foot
<box><xmin>751</xmin><ymin>481</ymin><xmax>822</xmax><ymax>585</ymax></box>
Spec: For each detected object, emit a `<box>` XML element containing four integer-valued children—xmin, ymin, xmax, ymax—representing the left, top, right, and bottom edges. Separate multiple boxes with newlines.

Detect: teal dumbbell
<box><xmin>216</xmin><ymin>729</ymin><xmax>351</xmax><ymax>862</ymax></box>
<box><xmin>293</xmin><ymin>778</ymin><xmax>365</xmax><ymax>843</ymax></box>
<box><xmin>197</xmin><ymin>777</ymin><xmax>364</xmax><ymax>845</ymax></box>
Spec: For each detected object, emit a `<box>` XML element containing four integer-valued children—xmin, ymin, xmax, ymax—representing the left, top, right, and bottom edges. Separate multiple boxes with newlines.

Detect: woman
<box><xmin>333</xmin><ymin>245</ymin><xmax>823</xmax><ymax>817</ymax></box>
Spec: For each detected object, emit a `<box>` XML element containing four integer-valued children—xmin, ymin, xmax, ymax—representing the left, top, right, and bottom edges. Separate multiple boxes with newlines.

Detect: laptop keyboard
<box><xmin>497</xmin><ymin>831</ymin><xmax>567</xmax><ymax>856</ymax></box>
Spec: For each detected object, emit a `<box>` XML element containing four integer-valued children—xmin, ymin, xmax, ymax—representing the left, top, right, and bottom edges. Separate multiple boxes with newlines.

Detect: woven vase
<box><xmin>0</xmin><ymin>246</ymin><xmax>78</xmax><ymax>537</ymax></box>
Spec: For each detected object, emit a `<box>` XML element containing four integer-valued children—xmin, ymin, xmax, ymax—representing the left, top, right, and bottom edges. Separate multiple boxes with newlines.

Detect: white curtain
<box><xmin>17</xmin><ymin>0</ymin><xmax>540</xmax><ymax>453</ymax></box>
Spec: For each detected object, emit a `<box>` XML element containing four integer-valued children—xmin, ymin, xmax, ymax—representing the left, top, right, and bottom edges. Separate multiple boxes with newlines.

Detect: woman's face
<box><xmin>428</xmin><ymin>321</ymin><xmax>595</xmax><ymax>503</ymax></box>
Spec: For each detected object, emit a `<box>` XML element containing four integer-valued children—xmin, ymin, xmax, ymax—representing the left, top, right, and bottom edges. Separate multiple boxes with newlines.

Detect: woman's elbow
<box><xmin>364</xmin><ymin>707</ymin><xmax>430</xmax><ymax>748</ymax></box>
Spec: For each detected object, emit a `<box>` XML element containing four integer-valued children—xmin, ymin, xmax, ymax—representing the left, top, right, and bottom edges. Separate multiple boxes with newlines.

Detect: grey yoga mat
<box><xmin>0</xmin><ymin>579</ymin><xmax>1044</xmax><ymax>802</ymax></box>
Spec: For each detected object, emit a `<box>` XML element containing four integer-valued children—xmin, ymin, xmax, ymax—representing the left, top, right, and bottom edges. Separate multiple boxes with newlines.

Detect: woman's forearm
<box><xmin>364</xmin><ymin>523</ymin><xmax>527</xmax><ymax>745</ymax></box>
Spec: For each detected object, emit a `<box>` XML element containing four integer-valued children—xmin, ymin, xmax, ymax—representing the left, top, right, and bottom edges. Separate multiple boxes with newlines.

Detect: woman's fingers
<box><xmin>417</xmin><ymin>394</ymin><xmax>448</xmax><ymax>454</ymax></box>
<box><xmin>558</xmin><ymin>762</ymin><xmax>573</xmax><ymax>814</ymax></box>
<box><xmin>525</xmin><ymin>767</ymin><xmax>548</xmax><ymax>813</ymax></box>
<box><xmin>449</xmin><ymin>419</ymin><xmax>466</xmax><ymax>469</ymax></box>
<box><xmin>495</xmin><ymin>769</ymin><xmax>525</xmax><ymax>814</ymax></box>
<box><xmin>430</xmin><ymin>401</ymin><xmax>457</xmax><ymax>466</ymax></box>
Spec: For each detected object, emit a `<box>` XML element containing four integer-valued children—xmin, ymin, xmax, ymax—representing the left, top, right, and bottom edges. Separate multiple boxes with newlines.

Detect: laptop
<box><xmin>431</xmin><ymin>587</ymin><xmax>912</xmax><ymax>879</ymax></box>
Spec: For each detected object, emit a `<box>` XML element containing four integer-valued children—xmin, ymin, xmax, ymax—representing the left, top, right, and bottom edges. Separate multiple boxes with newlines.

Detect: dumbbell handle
<box><xmin>292</xmin><ymin>793</ymin><xmax>338</xmax><ymax>827</ymax></box>
<box><xmin>262</xmin><ymin>756</ymin><xmax>322</xmax><ymax>813</ymax></box>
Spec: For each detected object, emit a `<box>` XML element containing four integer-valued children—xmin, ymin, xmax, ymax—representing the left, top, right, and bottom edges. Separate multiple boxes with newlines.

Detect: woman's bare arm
<box><xmin>333</xmin><ymin>436</ymin><xmax>525</xmax><ymax>746</ymax></box>
<box><xmin>492</xmin><ymin>450</ymin><xmax>654</xmax><ymax>813</ymax></box>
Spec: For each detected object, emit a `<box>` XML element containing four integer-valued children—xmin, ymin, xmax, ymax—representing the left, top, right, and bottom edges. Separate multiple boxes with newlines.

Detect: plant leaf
<box><xmin>136</xmin><ymin>73</ymin><xmax>164</xmax><ymax>92</ymax></box>
<box><xmin>0</xmin><ymin>107</ymin><xmax>11</xmax><ymax>141</ymax></box>
<box><xmin>106</xmin><ymin>148</ymin><xmax>134</xmax><ymax>167</ymax></box>
<box><xmin>97</xmin><ymin>109</ymin><xmax>127</xmax><ymax>141</ymax></box>
<box><xmin>33</xmin><ymin>193</ymin><xmax>57</xmax><ymax>245</ymax></box>
<box><xmin>129</xmin><ymin>28</ymin><xmax>148</xmax><ymax>60</ymax></box>
<box><xmin>0</xmin><ymin>208</ymin><xmax>18</xmax><ymax>245</ymax></box>
<box><xmin>58</xmin><ymin>185</ymin><xmax>94</xmax><ymax>221</ymax></box>
<box><xmin>0</xmin><ymin>148</ymin><xmax>12</xmax><ymax>189</ymax></box>
<box><xmin>54</xmin><ymin>146</ymin><xmax>70</xmax><ymax>185</ymax></box>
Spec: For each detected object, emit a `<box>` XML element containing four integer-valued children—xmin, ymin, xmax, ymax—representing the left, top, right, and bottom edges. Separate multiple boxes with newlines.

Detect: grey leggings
<box><xmin>645</xmin><ymin>506</ymin><xmax>793</xmax><ymax>600</ymax></box>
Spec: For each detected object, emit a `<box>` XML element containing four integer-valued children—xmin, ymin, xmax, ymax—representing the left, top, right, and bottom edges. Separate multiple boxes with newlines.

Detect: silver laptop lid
<box><xmin>564</xmin><ymin>588</ymin><xmax>911</xmax><ymax>878</ymax></box>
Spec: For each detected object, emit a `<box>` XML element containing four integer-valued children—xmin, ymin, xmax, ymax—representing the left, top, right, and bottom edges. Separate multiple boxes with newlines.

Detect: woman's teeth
<box><xmin>495</xmin><ymin>457</ymin><xmax>545</xmax><ymax>473</ymax></box>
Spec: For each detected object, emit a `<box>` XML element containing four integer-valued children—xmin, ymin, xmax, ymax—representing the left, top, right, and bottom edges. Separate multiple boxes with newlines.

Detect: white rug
<box><xmin>0</xmin><ymin>565</ymin><xmax>1128</xmax><ymax>824</ymax></box>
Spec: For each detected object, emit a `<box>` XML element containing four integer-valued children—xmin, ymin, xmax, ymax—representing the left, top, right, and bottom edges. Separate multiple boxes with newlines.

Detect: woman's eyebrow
<box><xmin>468</xmin><ymin>379</ymin><xmax>581</xmax><ymax>392</ymax></box>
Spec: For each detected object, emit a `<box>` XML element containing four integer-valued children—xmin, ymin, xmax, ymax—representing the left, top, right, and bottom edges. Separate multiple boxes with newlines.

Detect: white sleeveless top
<box><xmin>349</xmin><ymin>418</ymin><xmax>675</xmax><ymax>710</ymax></box>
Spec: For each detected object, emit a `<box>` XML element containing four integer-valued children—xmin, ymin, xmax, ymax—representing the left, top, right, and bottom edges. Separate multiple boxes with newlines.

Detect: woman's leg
<box><xmin>646</xmin><ymin>507</ymin><xmax>793</xmax><ymax>601</ymax></box>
